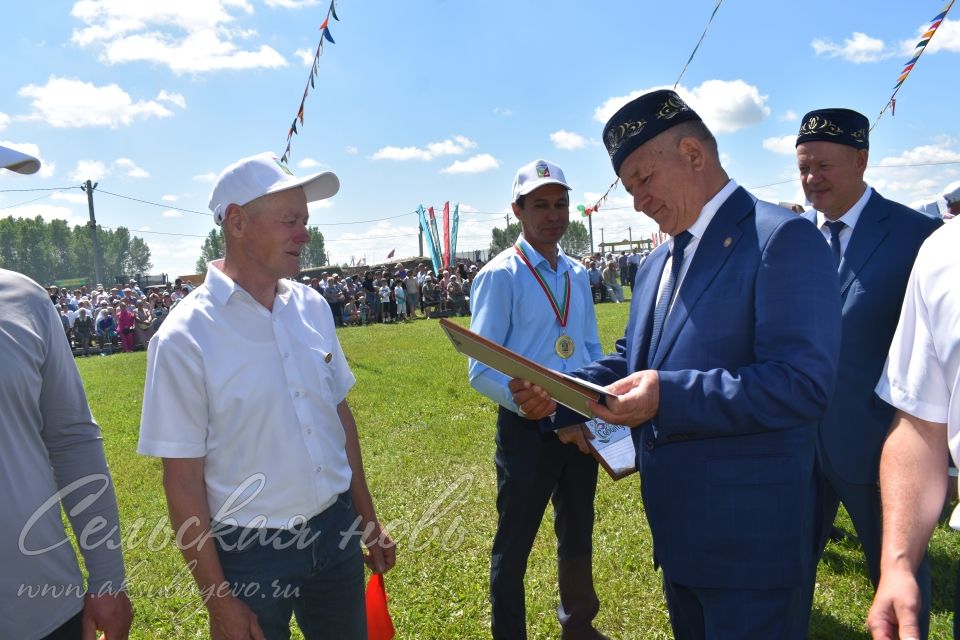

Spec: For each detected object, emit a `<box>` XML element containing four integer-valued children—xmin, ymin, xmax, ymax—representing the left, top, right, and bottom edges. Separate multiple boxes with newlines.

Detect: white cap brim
<box><xmin>271</xmin><ymin>171</ymin><xmax>340</xmax><ymax>205</ymax></box>
<box><xmin>0</xmin><ymin>145</ymin><xmax>41</xmax><ymax>175</ymax></box>
<box><xmin>514</xmin><ymin>177</ymin><xmax>571</xmax><ymax>201</ymax></box>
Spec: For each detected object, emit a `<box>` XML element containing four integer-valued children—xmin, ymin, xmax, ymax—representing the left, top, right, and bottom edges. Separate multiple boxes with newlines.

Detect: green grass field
<box><xmin>76</xmin><ymin>303</ymin><xmax>960</xmax><ymax>638</ymax></box>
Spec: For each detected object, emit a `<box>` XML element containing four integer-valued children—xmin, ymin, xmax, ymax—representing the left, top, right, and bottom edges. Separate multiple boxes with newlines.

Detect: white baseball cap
<box><xmin>512</xmin><ymin>159</ymin><xmax>570</xmax><ymax>203</ymax></box>
<box><xmin>0</xmin><ymin>144</ymin><xmax>41</xmax><ymax>175</ymax></box>
<box><xmin>208</xmin><ymin>152</ymin><xmax>340</xmax><ymax>225</ymax></box>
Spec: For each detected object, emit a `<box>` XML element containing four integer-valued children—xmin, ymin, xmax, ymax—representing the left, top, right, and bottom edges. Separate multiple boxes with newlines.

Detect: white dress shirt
<box><xmin>138</xmin><ymin>260</ymin><xmax>355</xmax><ymax>529</ymax></box>
<box><xmin>814</xmin><ymin>185</ymin><xmax>873</xmax><ymax>259</ymax></box>
<box><xmin>657</xmin><ymin>179</ymin><xmax>740</xmax><ymax>309</ymax></box>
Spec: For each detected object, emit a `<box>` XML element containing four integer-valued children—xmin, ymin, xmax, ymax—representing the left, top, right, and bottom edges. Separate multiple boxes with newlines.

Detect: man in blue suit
<box><xmin>512</xmin><ymin>90</ymin><xmax>842</xmax><ymax>639</ymax></box>
<box><xmin>795</xmin><ymin>108</ymin><xmax>941</xmax><ymax>635</ymax></box>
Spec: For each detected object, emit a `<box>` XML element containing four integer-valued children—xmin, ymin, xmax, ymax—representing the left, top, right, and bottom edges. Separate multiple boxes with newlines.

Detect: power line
<box><xmin>0</xmin><ymin>186</ymin><xmax>81</xmax><ymax>193</ymax></box>
<box><xmin>100</xmin><ymin>227</ymin><xmax>208</xmax><ymax>239</ymax></box>
<box><xmin>0</xmin><ymin>189</ymin><xmax>74</xmax><ymax>211</ymax></box>
<box><xmin>96</xmin><ymin>188</ymin><xmax>212</xmax><ymax>217</ymax></box>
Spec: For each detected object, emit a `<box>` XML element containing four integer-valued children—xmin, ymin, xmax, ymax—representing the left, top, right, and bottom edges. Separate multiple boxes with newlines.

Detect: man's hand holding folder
<box><xmin>509</xmin><ymin>370</ymin><xmax>661</xmax><ymax>428</ymax></box>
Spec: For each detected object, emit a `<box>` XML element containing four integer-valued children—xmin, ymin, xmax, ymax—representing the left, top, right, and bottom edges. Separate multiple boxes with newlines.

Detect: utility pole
<box><xmin>600</xmin><ymin>227</ymin><xmax>605</xmax><ymax>248</ymax></box>
<box><xmin>628</xmin><ymin>226</ymin><xmax>632</xmax><ymax>244</ymax></box>
<box><xmin>81</xmin><ymin>180</ymin><xmax>105</xmax><ymax>286</ymax></box>
<box><xmin>418</xmin><ymin>226</ymin><xmax>424</xmax><ymax>258</ymax></box>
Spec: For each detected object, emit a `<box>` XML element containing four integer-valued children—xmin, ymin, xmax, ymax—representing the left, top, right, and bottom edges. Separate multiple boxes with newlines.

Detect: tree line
<box><xmin>194</xmin><ymin>227</ymin><xmax>328</xmax><ymax>274</ymax></box>
<box><xmin>488</xmin><ymin>219</ymin><xmax>591</xmax><ymax>258</ymax></box>
<box><xmin>0</xmin><ymin>215</ymin><xmax>152</xmax><ymax>287</ymax></box>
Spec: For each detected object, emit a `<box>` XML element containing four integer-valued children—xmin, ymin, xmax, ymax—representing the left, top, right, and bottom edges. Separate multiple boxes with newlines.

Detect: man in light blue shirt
<box><xmin>468</xmin><ymin>158</ymin><xmax>606</xmax><ymax>640</ymax></box>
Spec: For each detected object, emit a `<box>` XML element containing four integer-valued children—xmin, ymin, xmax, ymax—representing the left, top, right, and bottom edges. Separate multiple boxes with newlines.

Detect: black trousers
<box><xmin>490</xmin><ymin>407</ymin><xmax>600</xmax><ymax>640</ymax></box>
<box><xmin>41</xmin><ymin>611</ymin><xmax>82</xmax><ymax>640</ymax></box>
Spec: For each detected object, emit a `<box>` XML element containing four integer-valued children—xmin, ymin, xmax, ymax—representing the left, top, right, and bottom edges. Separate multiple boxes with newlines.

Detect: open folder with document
<box><xmin>439</xmin><ymin>318</ymin><xmax>637</xmax><ymax>479</ymax></box>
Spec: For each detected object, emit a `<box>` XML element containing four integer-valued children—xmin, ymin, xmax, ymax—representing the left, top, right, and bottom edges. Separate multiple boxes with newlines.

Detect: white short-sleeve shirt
<box><xmin>138</xmin><ymin>260</ymin><xmax>355</xmax><ymax>529</ymax></box>
<box><xmin>876</xmin><ymin>221</ymin><xmax>960</xmax><ymax>527</ymax></box>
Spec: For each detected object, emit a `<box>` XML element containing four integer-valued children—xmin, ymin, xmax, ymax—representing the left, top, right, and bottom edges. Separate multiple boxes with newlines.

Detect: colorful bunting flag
<box><xmin>427</xmin><ymin>207</ymin><xmax>443</xmax><ymax>274</ymax></box>
<box><xmin>280</xmin><ymin>0</ymin><xmax>342</xmax><ymax>165</ymax></box>
<box><xmin>442</xmin><ymin>201</ymin><xmax>451</xmax><ymax>268</ymax></box>
<box><xmin>418</xmin><ymin>205</ymin><xmax>443</xmax><ymax>274</ymax></box>
<box><xmin>449</xmin><ymin>203</ymin><xmax>460</xmax><ymax>266</ymax></box>
<box><xmin>873</xmin><ymin>0</ymin><xmax>955</xmax><ymax>130</ymax></box>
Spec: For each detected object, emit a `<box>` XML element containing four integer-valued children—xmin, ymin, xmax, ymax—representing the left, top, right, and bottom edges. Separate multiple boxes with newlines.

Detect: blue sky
<box><xmin>2</xmin><ymin>0</ymin><xmax>958</xmax><ymax>277</ymax></box>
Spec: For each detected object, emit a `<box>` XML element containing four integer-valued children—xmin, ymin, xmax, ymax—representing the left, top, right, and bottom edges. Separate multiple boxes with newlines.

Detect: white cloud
<box><xmin>51</xmin><ymin>192</ymin><xmax>88</xmax><ymax>204</ymax></box>
<box><xmin>157</xmin><ymin>90</ymin><xmax>186</xmax><ymax>108</ymax></box>
<box><xmin>494</xmin><ymin>107</ymin><xmax>513</xmax><ymax>117</ymax></box>
<box><xmin>779</xmin><ymin>109</ymin><xmax>798</xmax><ymax>122</ymax></box>
<box><xmin>864</xmin><ymin>138</ymin><xmax>960</xmax><ymax>209</ymax></box>
<box><xmin>161</xmin><ymin>209</ymin><xmax>184</xmax><ymax>218</ymax></box>
<box><xmin>17</xmin><ymin>76</ymin><xmax>173</xmax><ymax>128</ymax></box>
<box><xmin>550</xmin><ymin>130</ymin><xmax>587</xmax><ymax>150</ymax></box>
<box><xmin>875</xmin><ymin>138</ymin><xmax>960</xmax><ymax>167</ymax></box>
<box><xmin>264</xmin><ymin>0</ymin><xmax>320</xmax><ymax>7</ymax></box>
<box><xmin>762</xmin><ymin>135</ymin><xmax>797</xmax><ymax>156</ymax></box>
<box><xmin>812</xmin><ymin>32</ymin><xmax>889</xmax><ymax>63</ymax></box>
<box><xmin>70</xmin><ymin>160</ymin><xmax>108</xmax><ymax>182</ymax></box>
<box><xmin>193</xmin><ymin>171</ymin><xmax>217</xmax><ymax>183</ymax></box>
<box><xmin>0</xmin><ymin>141</ymin><xmax>56</xmax><ymax>178</ymax></box>
<box><xmin>593</xmin><ymin>80</ymin><xmax>770</xmax><ymax>134</ymax></box>
<box><xmin>0</xmin><ymin>112</ymin><xmax>9</xmax><ymax>131</ymax></box>
<box><xmin>372</xmin><ymin>136</ymin><xmax>477</xmax><ymax>162</ymax></box>
<box><xmin>70</xmin><ymin>1</ymin><xmax>287</xmax><ymax>74</ymax></box>
<box><xmin>898</xmin><ymin>18</ymin><xmax>960</xmax><ymax>56</ymax></box>
<box><xmin>344</xmin><ymin>146</ymin><xmax>358</xmax><ymax>155</ymax></box>
<box><xmin>440</xmin><ymin>154</ymin><xmax>499</xmax><ymax>175</ymax></box>
<box><xmin>161</xmin><ymin>194</ymin><xmax>180</xmax><ymax>202</ymax></box>
<box><xmin>372</xmin><ymin>146</ymin><xmax>432</xmax><ymax>161</ymax></box>
<box><xmin>294</xmin><ymin>48</ymin><xmax>314</xmax><ymax>66</ymax></box>
<box><xmin>298</xmin><ymin>157</ymin><xmax>320</xmax><ymax>169</ymax></box>
<box><xmin>114</xmin><ymin>157</ymin><xmax>149</xmax><ymax>178</ymax></box>
<box><xmin>426</xmin><ymin>136</ymin><xmax>477</xmax><ymax>156</ymax></box>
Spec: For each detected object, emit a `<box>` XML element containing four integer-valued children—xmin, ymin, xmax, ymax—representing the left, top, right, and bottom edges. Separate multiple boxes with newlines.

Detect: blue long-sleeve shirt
<box><xmin>468</xmin><ymin>235</ymin><xmax>603</xmax><ymax>412</ymax></box>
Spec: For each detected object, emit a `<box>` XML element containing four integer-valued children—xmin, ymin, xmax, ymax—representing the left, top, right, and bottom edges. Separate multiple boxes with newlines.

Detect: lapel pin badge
<box><xmin>723</xmin><ymin>237</ymin><xmax>733</xmax><ymax>248</ymax></box>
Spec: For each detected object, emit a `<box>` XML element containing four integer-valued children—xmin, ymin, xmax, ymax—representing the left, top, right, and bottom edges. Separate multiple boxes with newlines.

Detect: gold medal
<box><xmin>555</xmin><ymin>334</ymin><xmax>575</xmax><ymax>359</ymax></box>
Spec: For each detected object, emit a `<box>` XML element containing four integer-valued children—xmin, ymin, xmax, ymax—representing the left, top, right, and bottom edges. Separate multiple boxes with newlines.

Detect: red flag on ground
<box><xmin>365</xmin><ymin>573</ymin><xmax>395</xmax><ymax>640</ymax></box>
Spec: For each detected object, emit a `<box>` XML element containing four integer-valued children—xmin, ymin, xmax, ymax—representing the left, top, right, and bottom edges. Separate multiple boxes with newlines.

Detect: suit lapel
<box><xmin>838</xmin><ymin>191</ymin><xmax>888</xmax><ymax>297</ymax></box>
<box><xmin>629</xmin><ymin>247</ymin><xmax>668</xmax><ymax>372</ymax></box>
<box><xmin>650</xmin><ymin>187</ymin><xmax>754</xmax><ymax>369</ymax></box>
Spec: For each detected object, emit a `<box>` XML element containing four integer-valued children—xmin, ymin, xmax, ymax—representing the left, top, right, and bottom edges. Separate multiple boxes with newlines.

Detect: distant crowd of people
<box><xmin>301</xmin><ymin>261</ymin><xmax>478</xmax><ymax>326</ymax></box>
<box><xmin>44</xmin><ymin>250</ymin><xmax>645</xmax><ymax>359</ymax></box>
<box><xmin>48</xmin><ymin>278</ymin><xmax>194</xmax><ymax>356</ymax></box>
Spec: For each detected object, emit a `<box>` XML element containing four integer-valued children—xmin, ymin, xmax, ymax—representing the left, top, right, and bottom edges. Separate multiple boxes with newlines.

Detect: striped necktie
<box><xmin>647</xmin><ymin>231</ymin><xmax>692</xmax><ymax>365</ymax></box>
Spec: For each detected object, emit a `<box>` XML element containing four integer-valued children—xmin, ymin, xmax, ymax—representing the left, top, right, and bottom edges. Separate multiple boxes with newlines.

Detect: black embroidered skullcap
<box><xmin>602</xmin><ymin>89</ymin><xmax>702</xmax><ymax>175</ymax></box>
<box><xmin>796</xmin><ymin>108</ymin><xmax>869</xmax><ymax>150</ymax></box>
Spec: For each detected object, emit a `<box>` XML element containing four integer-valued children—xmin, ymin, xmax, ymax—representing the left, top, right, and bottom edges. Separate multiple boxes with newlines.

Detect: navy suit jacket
<box><xmin>802</xmin><ymin>191</ymin><xmax>941</xmax><ymax>485</ymax></box>
<box><xmin>553</xmin><ymin>186</ymin><xmax>842</xmax><ymax>590</ymax></box>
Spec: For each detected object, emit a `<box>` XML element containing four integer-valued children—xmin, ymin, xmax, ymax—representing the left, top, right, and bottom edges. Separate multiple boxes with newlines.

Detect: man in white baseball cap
<box><xmin>511</xmin><ymin>157</ymin><xmax>572</xmax><ymax>203</ymax></box>
<box><xmin>0</xmin><ymin>143</ymin><xmax>41</xmax><ymax>174</ymax></box>
<box><xmin>208</xmin><ymin>151</ymin><xmax>340</xmax><ymax>225</ymax></box>
<box><xmin>140</xmin><ymin>152</ymin><xmax>394</xmax><ymax>639</ymax></box>
<box><xmin>470</xmin><ymin>158</ymin><xmax>608</xmax><ymax>639</ymax></box>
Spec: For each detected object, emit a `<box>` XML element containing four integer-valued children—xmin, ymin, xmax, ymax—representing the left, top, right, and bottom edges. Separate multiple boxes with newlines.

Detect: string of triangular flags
<box><xmin>872</xmin><ymin>0</ymin><xmax>955</xmax><ymax>131</ymax></box>
<box><xmin>580</xmin><ymin>0</ymin><xmax>725</xmax><ymax>219</ymax></box>
<box><xmin>280</xmin><ymin>0</ymin><xmax>341</xmax><ymax>165</ymax></box>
